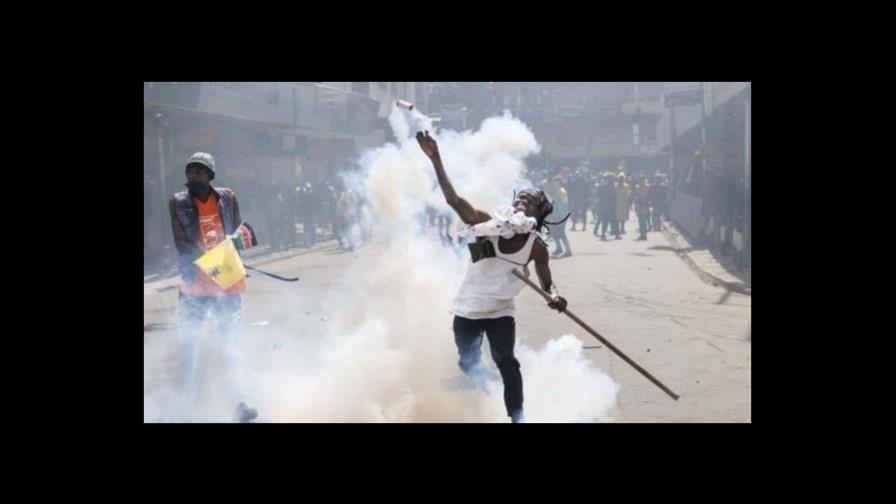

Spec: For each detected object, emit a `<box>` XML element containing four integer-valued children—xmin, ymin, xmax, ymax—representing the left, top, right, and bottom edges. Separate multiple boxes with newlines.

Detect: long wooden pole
<box><xmin>512</xmin><ymin>268</ymin><xmax>679</xmax><ymax>400</ymax></box>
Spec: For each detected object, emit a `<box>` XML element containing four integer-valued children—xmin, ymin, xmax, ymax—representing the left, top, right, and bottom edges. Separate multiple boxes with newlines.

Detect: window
<box><xmin>378</xmin><ymin>82</ymin><xmax>387</xmax><ymax>90</ymax></box>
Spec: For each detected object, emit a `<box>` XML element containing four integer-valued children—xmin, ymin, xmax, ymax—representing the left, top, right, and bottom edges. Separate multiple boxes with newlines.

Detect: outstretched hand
<box><xmin>416</xmin><ymin>130</ymin><xmax>440</xmax><ymax>161</ymax></box>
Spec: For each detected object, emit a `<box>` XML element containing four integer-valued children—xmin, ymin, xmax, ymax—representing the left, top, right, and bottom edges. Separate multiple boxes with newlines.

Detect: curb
<box><xmin>661</xmin><ymin>224</ymin><xmax>751</xmax><ymax>296</ymax></box>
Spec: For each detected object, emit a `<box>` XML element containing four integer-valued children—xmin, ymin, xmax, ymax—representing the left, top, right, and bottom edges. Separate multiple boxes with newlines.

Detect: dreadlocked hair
<box><xmin>540</xmin><ymin>193</ymin><xmax>571</xmax><ymax>229</ymax></box>
<box><xmin>535</xmin><ymin>200</ymin><xmax>554</xmax><ymax>234</ymax></box>
<box><xmin>515</xmin><ymin>188</ymin><xmax>570</xmax><ymax>236</ymax></box>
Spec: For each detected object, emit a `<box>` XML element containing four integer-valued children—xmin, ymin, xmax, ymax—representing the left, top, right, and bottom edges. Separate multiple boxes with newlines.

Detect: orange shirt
<box><xmin>180</xmin><ymin>195</ymin><xmax>247</xmax><ymax>297</ymax></box>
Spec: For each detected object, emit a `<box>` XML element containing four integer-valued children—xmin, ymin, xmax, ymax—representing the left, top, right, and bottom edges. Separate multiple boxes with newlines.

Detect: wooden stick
<box><xmin>512</xmin><ymin>268</ymin><xmax>679</xmax><ymax>400</ymax></box>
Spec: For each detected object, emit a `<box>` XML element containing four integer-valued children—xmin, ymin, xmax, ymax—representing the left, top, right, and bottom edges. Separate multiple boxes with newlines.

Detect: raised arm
<box><xmin>416</xmin><ymin>131</ymin><xmax>491</xmax><ymax>225</ymax></box>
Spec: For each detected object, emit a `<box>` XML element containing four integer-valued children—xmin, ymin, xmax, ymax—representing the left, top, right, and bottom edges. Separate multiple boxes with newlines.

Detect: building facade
<box><xmin>143</xmin><ymin>82</ymin><xmax>422</xmax><ymax>274</ymax></box>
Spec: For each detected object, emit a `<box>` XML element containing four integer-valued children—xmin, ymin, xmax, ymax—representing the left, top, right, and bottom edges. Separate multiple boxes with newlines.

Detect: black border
<box><xmin>62</xmin><ymin>50</ymin><xmax>768</xmax><ymax>471</ymax></box>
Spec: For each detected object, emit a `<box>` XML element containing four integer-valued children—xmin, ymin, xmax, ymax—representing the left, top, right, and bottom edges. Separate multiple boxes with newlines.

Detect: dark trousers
<box><xmin>637</xmin><ymin>208</ymin><xmax>649</xmax><ymax>238</ymax></box>
<box><xmin>652</xmin><ymin>205</ymin><xmax>665</xmax><ymax>230</ymax></box>
<box><xmin>595</xmin><ymin>207</ymin><xmax>617</xmax><ymax>237</ymax></box>
<box><xmin>453</xmin><ymin>316</ymin><xmax>523</xmax><ymax>417</ymax></box>
<box><xmin>571</xmin><ymin>204</ymin><xmax>587</xmax><ymax>230</ymax></box>
<box><xmin>601</xmin><ymin>216</ymin><xmax>619</xmax><ymax>237</ymax></box>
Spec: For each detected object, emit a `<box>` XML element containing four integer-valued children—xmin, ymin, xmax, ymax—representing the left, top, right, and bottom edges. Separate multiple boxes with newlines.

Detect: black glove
<box><xmin>547</xmin><ymin>295</ymin><xmax>567</xmax><ymax>313</ymax></box>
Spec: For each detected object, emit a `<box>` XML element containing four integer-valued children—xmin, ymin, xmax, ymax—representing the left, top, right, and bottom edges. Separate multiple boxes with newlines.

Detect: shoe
<box><xmin>562</xmin><ymin>252</ymin><xmax>572</xmax><ymax>257</ymax></box>
<box><xmin>234</xmin><ymin>402</ymin><xmax>258</xmax><ymax>423</ymax></box>
<box><xmin>511</xmin><ymin>409</ymin><xmax>525</xmax><ymax>423</ymax></box>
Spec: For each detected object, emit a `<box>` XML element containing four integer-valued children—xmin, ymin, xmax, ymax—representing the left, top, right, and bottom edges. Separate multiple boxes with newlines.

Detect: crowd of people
<box><xmin>167</xmin><ymin>162</ymin><xmax>675</xmax><ymax>267</ymax></box>
<box><xmin>525</xmin><ymin>165</ymin><xmax>673</xmax><ymax>257</ymax></box>
<box><xmin>263</xmin><ymin>177</ymin><xmax>371</xmax><ymax>253</ymax></box>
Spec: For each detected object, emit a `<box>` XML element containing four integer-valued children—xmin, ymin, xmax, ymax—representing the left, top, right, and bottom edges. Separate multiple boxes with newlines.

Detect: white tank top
<box><xmin>452</xmin><ymin>232</ymin><xmax>537</xmax><ymax>319</ymax></box>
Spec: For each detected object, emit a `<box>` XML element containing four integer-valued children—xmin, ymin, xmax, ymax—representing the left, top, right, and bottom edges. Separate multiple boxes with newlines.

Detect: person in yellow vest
<box><xmin>615</xmin><ymin>173</ymin><xmax>631</xmax><ymax>236</ymax></box>
<box><xmin>169</xmin><ymin>152</ymin><xmax>258</xmax><ymax>423</ymax></box>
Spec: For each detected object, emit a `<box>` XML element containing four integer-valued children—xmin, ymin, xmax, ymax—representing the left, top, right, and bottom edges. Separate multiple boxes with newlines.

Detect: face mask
<box><xmin>186</xmin><ymin>180</ymin><xmax>210</xmax><ymax>194</ymax></box>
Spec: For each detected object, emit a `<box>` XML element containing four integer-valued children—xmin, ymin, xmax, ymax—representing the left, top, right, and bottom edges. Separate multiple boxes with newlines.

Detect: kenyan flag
<box><xmin>233</xmin><ymin>222</ymin><xmax>257</xmax><ymax>251</ymax></box>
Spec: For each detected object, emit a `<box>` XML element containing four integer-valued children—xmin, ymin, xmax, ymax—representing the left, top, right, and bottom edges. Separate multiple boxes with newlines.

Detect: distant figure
<box><xmin>615</xmin><ymin>173</ymin><xmax>631</xmax><ymax>236</ymax></box>
<box><xmin>596</xmin><ymin>173</ymin><xmax>618</xmax><ymax>240</ymax></box>
<box><xmin>568</xmin><ymin>169</ymin><xmax>590</xmax><ymax>231</ymax></box>
<box><xmin>544</xmin><ymin>175</ymin><xmax>572</xmax><ymax>257</ymax></box>
<box><xmin>650</xmin><ymin>176</ymin><xmax>670</xmax><ymax>231</ymax></box>
<box><xmin>298</xmin><ymin>182</ymin><xmax>319</xmax><ymax>248</ymax></box>
<box><xmin>633</xmin><ymin>177</ymin><xmax>651</xmax><ymax>240</ymax></box>
<box><xmin>326</xmin><ymin>182</ymin><xmax>341</xmax><ymax>239</ymax></box>
<box><xmin>337</xmin><ymin>187</ymin><xmax>360</xmax><ymax>251</ymax></box>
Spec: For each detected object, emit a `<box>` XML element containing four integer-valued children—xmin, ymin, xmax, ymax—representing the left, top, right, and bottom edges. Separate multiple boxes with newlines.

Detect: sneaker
<box><xmin>234</xmin><ymin>402</ymin><xmax>258</xmax><ymax>423</ymax></box>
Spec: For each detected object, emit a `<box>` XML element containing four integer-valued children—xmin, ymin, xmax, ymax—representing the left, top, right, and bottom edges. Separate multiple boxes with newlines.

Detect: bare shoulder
<box><xmin>529</xmin><ymin>235</ymin><xmax>549</xmax><ymax>263</ymax></box>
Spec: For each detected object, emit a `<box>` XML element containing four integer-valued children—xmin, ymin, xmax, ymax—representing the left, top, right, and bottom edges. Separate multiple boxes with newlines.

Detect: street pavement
<box><xmin>144</xmin><ymin>212</ymin><xmax>751</xmax><ymax>422</ymax></box>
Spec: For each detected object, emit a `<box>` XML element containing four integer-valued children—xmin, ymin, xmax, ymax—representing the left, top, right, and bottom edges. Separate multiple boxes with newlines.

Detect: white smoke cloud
<box><xmin>516</xmin><ymin>335</ymin><xmax>619</xmax><ymax>422</ymax></box>
<box><xmin>151</xmin><ymin>104</ymin><xmax>619</xmax><ymax>423</ymax></box>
